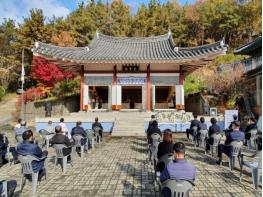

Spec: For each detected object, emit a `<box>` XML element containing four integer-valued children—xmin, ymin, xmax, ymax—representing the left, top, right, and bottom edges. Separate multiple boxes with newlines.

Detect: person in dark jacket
<box><xmin>157</xmin><ymin>129</ymin><xmax>174</xmax><ymax>172</ymax></box>
<box><xmin>196</xmin><ymin>117</ymin><xmax>207</xmax><ymax>145</ymax></box>
<box><xmin>71</xmin><ymin>121</ymin><xmax>87</xmax><ymax>146</ymax></box>
<box><xmin>16</xmin><ymin>130</ymin><xmax>48</xmax><ymax>181</ymax></box>
<box><xmin>0</xmin><ymin>134</ymin><xmax>19</xmax><ymax>165</ymax></box>
<box><xmin>186</xmin><ymin>115</ymin><xmax>200</xmax><ymax>140</ymax></box>
<box><xmin>216</xmin><ymin>121</ymin><xmax>244</xmax><ymax>164</ymax></box>
<box><xmin>147</xmin><ymin>115</ymin><xmax>156</xmax><ymax>131</ymax></box>
<box><xmin>92</xmin><ymin>117</ymin><xmax>103</xmax><ymax>140</ymax></box>
<box><xmin>160</xmin><ymin>142</ymin><xmax>196</xmax><ymax>197</ymax></box>
<box><xmin>50</xmin><ymin>126</ymin><xmax>73</xmax><ymax>162</ymax></box>
<box><xmin>244</xmin><ymin>118</ymin><xmax>258</xmax><ymax>145</ymax></box>
<box><xmin>205</xmin><ymin>118</ymin><xmax>221</xmax><ymax>152</ymax></box>
<box><xmin>228</xmin><ymin>114</ymin><xmax>238</xmax><ymax>130</ymax></box>
<box><xmin>147</xmin><ymin>120</ymin><xmax>162</xmax><ymax>144</ymax></box>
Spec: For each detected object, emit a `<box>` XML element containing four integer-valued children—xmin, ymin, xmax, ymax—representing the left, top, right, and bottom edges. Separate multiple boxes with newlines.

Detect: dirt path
<box><xmin>0</xmin><ymin>93</ymin><xmax>19</xmax><ymax>125</ymax></box>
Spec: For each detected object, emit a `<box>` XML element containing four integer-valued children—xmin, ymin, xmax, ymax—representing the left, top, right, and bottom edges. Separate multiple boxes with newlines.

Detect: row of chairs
<box><xmin>190</xmin><ymin>128</ymin><xmax>262</xmax><ymax>189</ymax></box>
<box><xmin>148</xmin><ymin>133</ymin><xmax>193</xmax><ymax>196</ymax></box>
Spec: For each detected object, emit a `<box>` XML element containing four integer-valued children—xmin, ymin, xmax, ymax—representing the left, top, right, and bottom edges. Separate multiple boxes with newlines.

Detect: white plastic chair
<box><xmin>15</xmin><ymin>135</ymin><xmax>23</xmax><ymax>143</ymax></box>
<box><xmin>39</xmin><ymin>129</ymin><xmax>53</xmax><ymax>150</ymax></box>
<box><xmin>161</xmin><ymin>180</ymin><xmax>193</xmax><ymax>197</ymax></box>
<box><xmin>53</xmin><ymin>144</ymin><xmax>72</xmax><ymax>173</ymax></box>
<box><xmin>18</xmin><ymin>155</ymin><xmax>46</xmax><ymax>194</ymax></box>
<box><xmin>93</xmin><ymin>126</ymin><xmax>102</xmax><ymax>143</ymax></box>
<box><xmin>72</xmin><ymin>135</ymin><xmax>85</xmax><ymax>159</ymax></box>
<box><xmin>0</xmin><ymin>179</ymin><xmax>8</xmax><ymax>197</ymax></box>
<box><xmin>85</xmin><ymin>129</ymin><xmax>95</xmax><ymax>149</ymax></box>
<box><xmin>149</xmin><ymin>133</ymin><xmax>161</xmax><ymax>164</ymax></box>
<box><xmin>240</xmin><ymin>151</ymin><xmax>262</xmax><ymax>189</ymax></box>
<box><xmin>248</xmin><ymin>129</ymin><xmax>258</xmax><ymax>150</ymax></box>
<box><xmin>192</xmin><ymin>126</ymin><xmax>198</xmax><ymax>148</ymax></box>
<box><xmin>209</xmin><ymin>133</ymin><xmax>221</xmax><ymax>157</ymax></box>
<box><xmin>199</xmin><ymin>129</ymin><xmax>208</xmax><ymax>150</ymax></box>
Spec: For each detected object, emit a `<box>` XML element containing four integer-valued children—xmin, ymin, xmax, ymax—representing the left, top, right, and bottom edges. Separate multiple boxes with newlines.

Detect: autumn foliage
<box><xmin>31</xmin><ymin>57</ymin><xmax>74</xmax><ymax>86</ymax></box>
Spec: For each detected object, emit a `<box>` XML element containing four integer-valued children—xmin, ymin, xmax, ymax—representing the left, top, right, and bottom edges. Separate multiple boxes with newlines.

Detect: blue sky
<box><xmin>0</xmin><ymin>0</ymin><xmax>195</xmax><ymax>24</ymax></box>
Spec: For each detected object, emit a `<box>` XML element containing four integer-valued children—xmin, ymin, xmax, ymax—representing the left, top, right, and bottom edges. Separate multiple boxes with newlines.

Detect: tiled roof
<box><xmin>32</xmin><ymin>31</ymin><xmax>227</xmax><ymax>63</ymax></box>
<box><xmin>234</xmin><ymin>36</ymin><xmax>262</xmax><ymax>55</ymax></box>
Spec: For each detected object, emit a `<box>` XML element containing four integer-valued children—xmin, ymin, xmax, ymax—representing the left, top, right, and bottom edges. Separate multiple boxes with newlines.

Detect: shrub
<box><xmin>51</xmin><ymin>78</ymin><xmax>80</xmax><ymax>97</ymax></box>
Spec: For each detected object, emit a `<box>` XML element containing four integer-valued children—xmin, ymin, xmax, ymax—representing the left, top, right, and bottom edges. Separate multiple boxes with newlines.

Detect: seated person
<box><xmin>0</xmin><ymin>179</ymin><xmax>17</xmax><ymax>197</ymax></box>
<box><xmin>45</xmin><ymin>120</ymin><xmax>55</xmax><ymax>135</ymax></box>
<box><xmin>157</xmin><ymin>129</ymin><xmax>174</xmax><ymax>172</ymax></box>
<box><xmin>205</xmin><ymin>118</ymin><xmax>221</xmax><ymax>152</ymax></box>
<box><xmin>216</xmin><ymin>121</ymin><xmax>244</xmax><ymax>164</ymax></box>
<box><xmin>228</xmin><ymin>114</ymin><xmax>238</xmax><ymax>131</ymax></box>
<box><xmin>15</xmin><ymin>121</ymin><xmax>28</xmax><ymax>141</ymax></box>
<box><xmin>196</xmin><ymin>117</ymin><xmax>207</xmax><ymax>145</ymax></box>
<box><xmin>0</xmin><ymin>134</ymin><xmax>18</xmax><ymax>165</ymax></box>
<box><xmin>186</xmin><ymin>115</ymin><xmax>200</xmax><ymax>140</ymax></box>
<box><xmin>147</xmin><ymin>115</ymin><xmax>156</xmax><ymax>131</ymax></box>
<box><xmin>244</xmin><ymin>118</ymin><xmax>258</xmax><ymax>145</ymax></box>
<box><xmin>14</xmin><ymin>118</ymin><xmax>22</xmax><ymax>129</ymax></box>
<box><xmin>59</xmin><ymin>118</ymin><xmax>70</xmax><ymax>139</ymax></box>
<box><xmin>92</xmin><ymin>117</ymin><xmax>103</xmax><ymax>140</ymax></box>
<box><xmin>71</xmin><ymin>121</ymin><xmax>87</xmax><ymax>147</ymax></box>
<box><xmin>17</xmin><ymin>130</ymin><xmax>48</xmax><ymax>181</ymax></box>
<box><xmin>147</xmin><ymin>120</ymin><xmax>162</xmax><ymax>144</ymax></box>
<box><xmin>50</xmin><ymin>126</ymin><xmax>73</xmax><ymax>162</ymax></box>
<box><xmin>160</xmin><ymin>142</ymin><xmax>196</xmax><ymax>197</ymax></box>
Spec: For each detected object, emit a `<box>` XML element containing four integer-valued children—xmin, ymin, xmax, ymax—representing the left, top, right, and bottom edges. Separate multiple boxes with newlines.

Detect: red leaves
<box><xmin>23</xmin><ymin>87</ymin><xmax>45</xmax><ymax>103</ymax></box>
<box><xmin>31</xmin><ymin>57</ymin><xmax>74</xmax><ymax>87</ymax></box>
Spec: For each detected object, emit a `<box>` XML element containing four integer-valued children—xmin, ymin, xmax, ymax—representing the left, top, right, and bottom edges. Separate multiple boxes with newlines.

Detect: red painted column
<box><xmin>146</xmin><ymin>64</ymin><xmax>151</xmax><ymax>111</ymax></box>
<box><xmin>80</xmin><ymin>65</ymin><xmax>84</xmax><ymax>111</ymax></box>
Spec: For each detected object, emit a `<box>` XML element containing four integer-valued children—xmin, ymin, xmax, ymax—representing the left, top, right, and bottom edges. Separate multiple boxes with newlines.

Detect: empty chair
<box><xmin>85</xmin><ymin>129</ymin><xmax>95</xmax><ymax>149</ymax></box>
<box><xmin>72</xmin><ymin>134</ymin><xmax>85</xmax><ymax>159</ymax></box>
<box><xmin>209</xmin><ymin>133</ymin><xmax>221</xmax><ymax>157</ymax></box>
<box><xmin>161</xmin><ymin>180</ymin><xmax>193</xmax><ymax>197</ymax></box>
<box><xmin>39</xmin><ymin>129</ymin><xmax>53</xmax><ymax>150</ymax></box>
<box><xmin>15</xmin><ymin>135</ymin><xmax>23</xmax><ymax>143</ymax></box>
<box><xmin>18</xmin><ymin>155</ymin><xmax>47</xmax><ymax>194</ymax></box>
<box><xmin>248</xmin><ymin>129</ymin><xmax>258</xmax><ymax>150</ymax></box>
<box><xmin>53</xmin><ymin>144</ymin><xmax>72</xmax><ymax>173</ymax></box>
<box><xmin>240</xmin><ymin>151</ymin><xmax>262</xmax><ymax>189</ymax></box>
<box><xmin>93</xmin><ymin>126</ymin><xmax>102</xmax><ymax>143</ymax></box>
<box><xmin>1</xmin><ymin>179</ymin><xmax>7</xmax><ymax>197</ymax></box>
<box><xmin>199</xmin><ymin>129</ymin><xmax>208</xmax><ymax>149</ymax></box>
<box><xmin>221</xmin><ymin>141</ymin><xmax>243</xmax><ymax>170</ymax></box>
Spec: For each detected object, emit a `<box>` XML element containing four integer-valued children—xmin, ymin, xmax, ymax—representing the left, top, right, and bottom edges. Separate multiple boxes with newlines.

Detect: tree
<box><xmin>30</xmin><ymin>57</ymin><xmax>74</xmax><ymax>87</ymax></box>
<box><xmin>51</xmin><ymin>31</ymin><xmax>77</xmax><ymax>47</ymax></box>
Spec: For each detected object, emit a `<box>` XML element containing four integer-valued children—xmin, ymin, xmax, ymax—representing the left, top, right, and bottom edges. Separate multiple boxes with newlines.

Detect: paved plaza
<box><xmin>0</xmin><ymin>126</ymin><xmax>262</xmax><ymax>197</ymax></box>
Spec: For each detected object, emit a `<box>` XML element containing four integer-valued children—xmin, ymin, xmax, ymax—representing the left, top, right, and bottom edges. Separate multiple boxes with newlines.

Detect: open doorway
<box><xmin>155</xmin><ymin>86</ymin><xmax>175</xmax><ymax>109</ymax></box>
<box><xmin>122</xmin><ymin>86</ymin><xmax>142</xmax><ymax>109</ymax></box>
<box><xmin>89</xmin><ymin>86</ymin><xmax>109</xmax><ymax>109</ymax></box>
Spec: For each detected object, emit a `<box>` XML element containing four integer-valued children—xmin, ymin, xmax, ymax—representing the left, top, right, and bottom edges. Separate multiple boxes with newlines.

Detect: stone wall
<box><xmin>22</xmin><ymin>96</ymin><xmax>80</xmax><ymax>119</ymax></box>
<box><xmin>185</xmin><ymin>93</ymin><xmax>209</xmax><ymax>115</ymax></box>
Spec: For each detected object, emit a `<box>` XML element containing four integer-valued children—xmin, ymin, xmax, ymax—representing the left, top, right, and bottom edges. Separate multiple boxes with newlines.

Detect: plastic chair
<box><xmin>248</xmin><ymin>129</ymin><xmax>258</xmax><ymax>150</ymax></box>
<box><xmin>0</xmin><ymin>179</ymin><xmax>8</xmax><ymax>197</ymax></box>
<box><xmin>15</xmin><ymin>135</ymin><xmax>23</xmax><ymax>143</ymax></box>
<box><xmin>85</xmin><ymin>129</ymin><xmax>95</xmax><ymax>149</ymax></box>
<box><xmin>93</xmin><ymin>126</ymin><xmax>102</xmax><ymax>143</ymax></box>
<box><xmin>72</xmin><ymin>135</ymin><xmax>85</xmax><ymax>159</ymax></box>
<box><xmin>18</xmin><ymin>155</ymin><xmax>46</xmax><ymax>194</ymax></box>
<box><xmin>53</xmin><ymin>144</ymin><xmax>72</xmax><ymax>173</ymax></box>
<box><xmin>2</xmin><ymin>135</ymin><xmax>12</xmax><ymax>166</ymax></box>
<box><xmin>149</xmin><ymin>133</ymin><xmax>161</xmax><ymax>163</ymax></box>
<box><xmin>199</xmin><ymin>130</ymin><xmax>208</xmax><ymax>150</ymax></box>
<box><xmin>157</xmin><ymin>153</ymin><xmax>173</xmax><ymax>172</ymax></box>
<box><xmin>209</xmin><ymin>133</ymin><xmax>221</xmax><ymax>157</ymax></box>
<box><xmin>221</xmin><ymin>141</ymin><xmax>243</xmax><ymax>170</ymax></box>
<box><xmin>192</xmin><ymin>126</ymin><xmax>198</xmax><ymax>148</ymax></box>
<box><xmin>240</xmin><ymin>151</ymin><xmax>262</xmax><ymax>189</ymax></box>
<box><xmin>161</xmin><ymin>180</ymin><xmax>193</xmax><ymax>197</ymax></box>
<box><xmin>39</xmin><ymin>129</ymin><xmax>53</xmax><ymax>150</ymax></box>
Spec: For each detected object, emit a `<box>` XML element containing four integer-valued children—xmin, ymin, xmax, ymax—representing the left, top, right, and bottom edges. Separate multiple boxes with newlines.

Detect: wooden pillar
<box><xmin>80</xmin><ymin>65</ymin><xmax>84</xmax><ymax>111</ymax></box>
<box><xmin>146</xmin><ymin>64</ymin><xmax>151</xmax><ymax>111</ymax></box>
<box><xmin>176</xmin><ymin>66</ymin><xmax>185</xmax><ymax>110</ymax></box>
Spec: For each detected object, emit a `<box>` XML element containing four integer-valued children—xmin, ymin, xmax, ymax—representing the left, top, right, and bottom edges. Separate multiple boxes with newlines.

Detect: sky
<box><xmin>0</xmin><ymin>0</ymin><xmax>195</xmax><ymax>24</ymax></box>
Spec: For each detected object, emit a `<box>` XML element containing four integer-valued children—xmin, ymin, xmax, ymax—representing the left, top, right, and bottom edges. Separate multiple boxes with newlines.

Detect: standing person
<box><xmin>59</xmin><ymin>118</ymin><xmax>70</xmax><ymax>139</ymax></box>
<box><xmin>216</xmin><ymin>121</ymin><xmax>244</xmax><ymax>165</ymax></box>
<box><xmin>50</xmin><ymin>126</ymin><xmax>73</xmax><ymax>163</ymax></box>
<box><xmin>16</xmin><ymin>130</ymin><xmax>48</xmax><ymax>181</ymax></box>
<box><xmin>160</xmin><ymin>142</ymin><xmax>196</xmax><ymax>197</ymax></box>
<box><xmin>172</xmin><ymin>92</ymin><xmax>176</xmax><ymax>109</ymax></box>
<box><xmin>91</xmin><ymin>92</ymin><xmax>97</xmax><ymax>109</ymax></box>
<box><xmin>44</xmin><ymin>102</ymin><xmax>52</xmax><ymax>117</ymax></box>
<box><xmin>98</xmin><ymin>99</ymin><xmax>103</xmax><ymax>109</ymax></box>
<box><xmin>92</xmin><ymin>117</ymin><xmax>103</xmax><ymax>140</ymax></box>
<box><xmin>14</xmin><ymin>118</ymin><xmax>22</xmax><ymax>129</ymax></box>
<box><xmin>186</xmin><ymin>115</ymin><xmax>200</xmax><ymax>140</ymax></box>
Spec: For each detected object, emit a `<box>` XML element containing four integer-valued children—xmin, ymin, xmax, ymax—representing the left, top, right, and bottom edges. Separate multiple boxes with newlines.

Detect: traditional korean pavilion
<box><xmin>32</xmin><ymin>30</ymin><xmax>228</xmax><ymax>111</ymax></box>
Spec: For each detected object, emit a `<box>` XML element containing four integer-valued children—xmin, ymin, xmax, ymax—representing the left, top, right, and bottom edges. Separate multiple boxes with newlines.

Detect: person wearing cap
<box><xmin>216</xmin><ymin>121</ymin><xmax>244</xmax><ymax>165</ymax></box>
<box><xmin>50</xmin><ymin>126</ymin><xmax>73</xmax><ymax>162</ymax></box>
<box><xmin>160</xmin><ymin>142</ymin><xmax>196</xmax><ymax>196</ymax></box>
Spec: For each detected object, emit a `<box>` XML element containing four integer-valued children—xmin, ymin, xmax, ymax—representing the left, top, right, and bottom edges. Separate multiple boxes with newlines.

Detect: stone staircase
<box><xmin>111</xmin><ymin>112</ymin><xmax>149</xmax><ymax>136</ymax></box>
